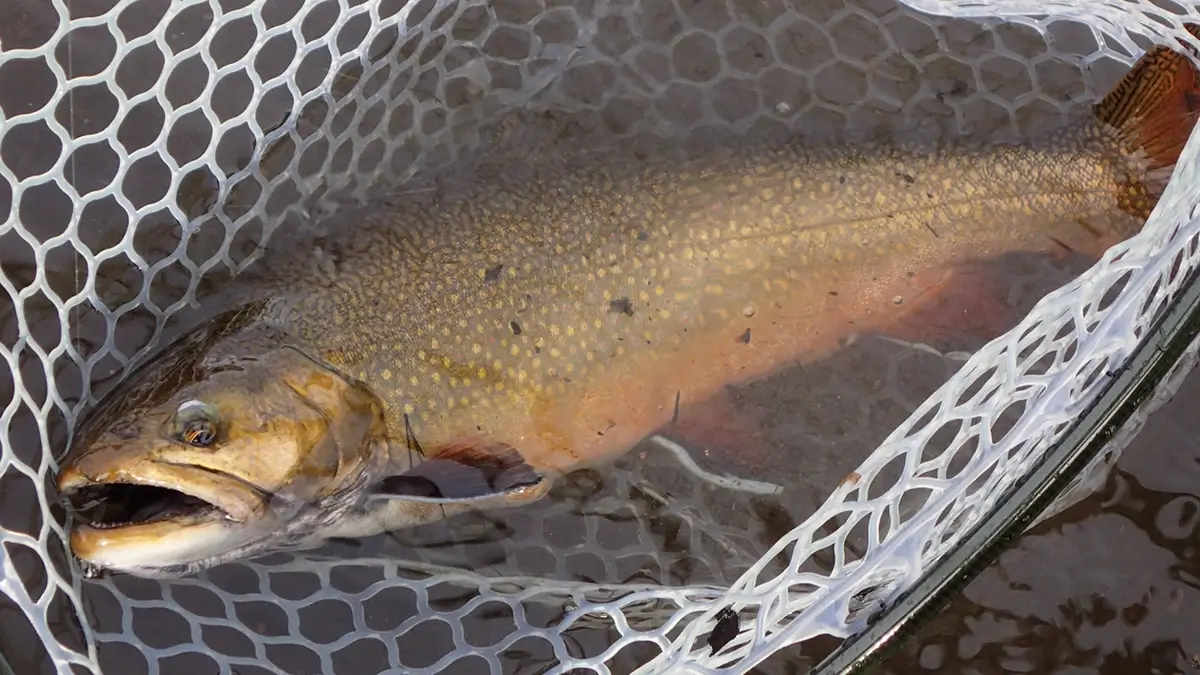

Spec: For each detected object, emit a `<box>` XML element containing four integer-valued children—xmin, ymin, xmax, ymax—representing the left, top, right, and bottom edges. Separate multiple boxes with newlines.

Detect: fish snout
<box><xmin>56</xmin><ymin>463</ymin><xmax>89</xmax><ymax>493</ymax></box>
<box><xmin>56</xmin><ymin>434</ymin><xmax>147</xmax><ymax>492</ymax></box>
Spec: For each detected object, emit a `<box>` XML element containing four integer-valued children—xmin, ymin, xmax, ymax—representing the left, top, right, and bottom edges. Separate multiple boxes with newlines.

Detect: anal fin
<box><xmin>374</xmin><ymin>442</ymin><xmax>547</xmax><ymax>504</ymax></box>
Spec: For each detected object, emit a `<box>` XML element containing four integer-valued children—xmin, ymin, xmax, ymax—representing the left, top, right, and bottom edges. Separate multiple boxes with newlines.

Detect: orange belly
<box><xmin>507</xmin><ymin>252</ymin><xmax>956</xmax><ymax>473</ymax></box>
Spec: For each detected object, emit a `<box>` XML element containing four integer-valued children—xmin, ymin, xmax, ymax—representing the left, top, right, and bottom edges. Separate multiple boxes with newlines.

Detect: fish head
<box><xmin>56</xmin><ymin>311</ymin><xmax>388</xmax><ymax>577</ymax></box>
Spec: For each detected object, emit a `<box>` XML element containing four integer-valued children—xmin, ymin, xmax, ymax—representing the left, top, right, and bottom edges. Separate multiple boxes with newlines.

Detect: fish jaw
<box><xmin>67</xmin><ymin>508</ymin><xmax>241</xmax><ymax>578</ymax></box>
<box><xmin>58</xmin><ymin>454</ymin><xmax>269</xmax><ymax>523</ymax></box>
<box><xmin>57</xmin><ymin>448</ymin><xmax>275</xmax><ymax>575</ymax></box>
<box><xmin>57</xmin><ymin>446</ymin><xmax>387</xmax><ymax>577</ymax></box>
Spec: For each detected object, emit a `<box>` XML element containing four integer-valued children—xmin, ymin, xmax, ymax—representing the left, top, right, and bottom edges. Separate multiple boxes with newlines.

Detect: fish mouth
<box><xmin>56</xmin><ymin>462</ymin><xmax>273</xmax><ymax>570</ymax></box>
<box><xmin>66</xmin><ymin>483</ymin><xmax>225</xmax><ymax>530</ymax></box>
<box><xmin>57</xmin><ymin>461</ymin><xmax>266</xmax><ymax>527</ymax></box>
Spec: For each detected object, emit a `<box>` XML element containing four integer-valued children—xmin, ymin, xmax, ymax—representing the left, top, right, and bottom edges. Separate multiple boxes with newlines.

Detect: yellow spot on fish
<box><xmin>705</xmin><ymin>284</ymin><xmax>724</xmax><ymax>295</ymax></box>
<box><xmin>410</xmin><ymin>376</ymin><xmax>419</xmax><ymax>386</ymax></box>
<box><xmin>472</xmin><ymin>343</ymin><xmax>481</xmax><ymax>355</ymax></box>
<box><xmin>510</xmin><ymin>344</ymin><xmax>520</xmax><ymax>356</ymax></box>
<box><xmin>403</xmin><ymin>403</ymin><xmax>414</xmax><ymax>415</ymax></box>
<box><xmin>432</xmin><ymin>372</ymin><xmax>442</xmax><ymax>383</ymax></box>
<box><xmin>381</xmin><ymin>369</ymin><xmax>393</xmax><ymax>381</ymax></box>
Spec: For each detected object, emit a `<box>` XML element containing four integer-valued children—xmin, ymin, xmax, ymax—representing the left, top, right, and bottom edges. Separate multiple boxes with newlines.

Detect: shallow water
<box><xmin>876</xmin><ymin>366</ymin><xmax>1200</xmax><ymax>675</ymax></box>
<box><xmin>1</xmin><ymin>1</ymin><xmax>1197</xmax><ymax>674</ymax></box>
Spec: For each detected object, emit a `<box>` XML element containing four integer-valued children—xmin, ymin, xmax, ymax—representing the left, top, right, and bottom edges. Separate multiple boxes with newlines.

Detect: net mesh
<box><xmin>4</xmin><ymin>0</ymin><xmax>1200</xmax><ymax>673</ymax></box>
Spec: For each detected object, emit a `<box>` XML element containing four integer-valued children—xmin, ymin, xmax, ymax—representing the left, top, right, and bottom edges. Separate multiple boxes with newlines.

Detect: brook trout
<box><xmin>57</xmin><ymin>32</ymin><xmax>1200</xmax><ymax>577</ymax></box>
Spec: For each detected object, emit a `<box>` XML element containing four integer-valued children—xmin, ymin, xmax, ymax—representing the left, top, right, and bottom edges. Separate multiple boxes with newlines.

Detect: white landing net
<box><xmin>3</xmin><ymin>0</ymin><xmax>1200</xmax><ymax>674</ymax></box>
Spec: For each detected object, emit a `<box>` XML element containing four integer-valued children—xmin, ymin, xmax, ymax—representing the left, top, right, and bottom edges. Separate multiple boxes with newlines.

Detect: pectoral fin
<box><xmin>372</xmin><ymin>442</ymin><xmax>547</xmax><ymax>504</ymax></box>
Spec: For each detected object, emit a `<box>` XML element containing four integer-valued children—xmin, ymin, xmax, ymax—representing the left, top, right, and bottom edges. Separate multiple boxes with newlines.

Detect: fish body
<box><xmin>56</xmin><ymin>31</ymin><xmax>1200</xmax><ymax>577</ymax></box>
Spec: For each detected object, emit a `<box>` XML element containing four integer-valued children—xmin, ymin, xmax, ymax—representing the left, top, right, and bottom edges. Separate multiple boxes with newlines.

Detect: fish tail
<box><xmin>1095</xmin><ymin>23</ymin><xmax>1200</xmax><ymax>212</ymax></box>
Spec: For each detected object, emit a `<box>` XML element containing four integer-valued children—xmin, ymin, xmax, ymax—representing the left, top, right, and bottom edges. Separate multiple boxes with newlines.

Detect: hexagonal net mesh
<box><xmin>4</xmin><ymin>0</ymin><xmax>1200</xmax><ymax>673</ymax></box>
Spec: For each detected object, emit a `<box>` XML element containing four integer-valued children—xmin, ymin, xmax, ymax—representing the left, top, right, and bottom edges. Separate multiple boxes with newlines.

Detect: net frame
<box><xmin>3</xmin><ymin>0</ymin><xmax>1200</xmax><ymax>673</ymax></box>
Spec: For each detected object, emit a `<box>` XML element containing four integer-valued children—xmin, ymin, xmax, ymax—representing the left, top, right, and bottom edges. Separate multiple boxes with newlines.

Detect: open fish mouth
<box><xmin>56</xmin><ymin>463</ymin><xmax>274</xmax><ymax>573</ymax></box>
<box><xmin>66</xmin><ymin>483</ymin><xmax>226</xmax><ymax>530</ymax></box>
<box><xmin>57</xmin><ymin>461</ymin><xmax>267</xmax><ymax>531</ymax></box>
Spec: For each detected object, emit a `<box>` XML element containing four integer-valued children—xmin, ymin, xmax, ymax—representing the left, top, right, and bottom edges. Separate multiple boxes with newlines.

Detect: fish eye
<box><xmin>173</xmin><ymin>400</ymin><xmax>220</xmax><ymax>448</ymax></box>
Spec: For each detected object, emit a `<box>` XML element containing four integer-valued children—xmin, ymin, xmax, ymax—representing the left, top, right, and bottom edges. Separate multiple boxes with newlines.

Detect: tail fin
<box><xmin>1096</xmin><ymin>23</ymin><xmax>1200</xmax><ymax>209</ymax></box>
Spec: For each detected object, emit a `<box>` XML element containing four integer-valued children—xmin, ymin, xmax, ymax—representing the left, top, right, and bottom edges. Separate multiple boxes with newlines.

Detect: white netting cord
<box><xmin>4</xmin><ymin>1</ymin><xmax>1200</xmax><ymax>674</ymax></box>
